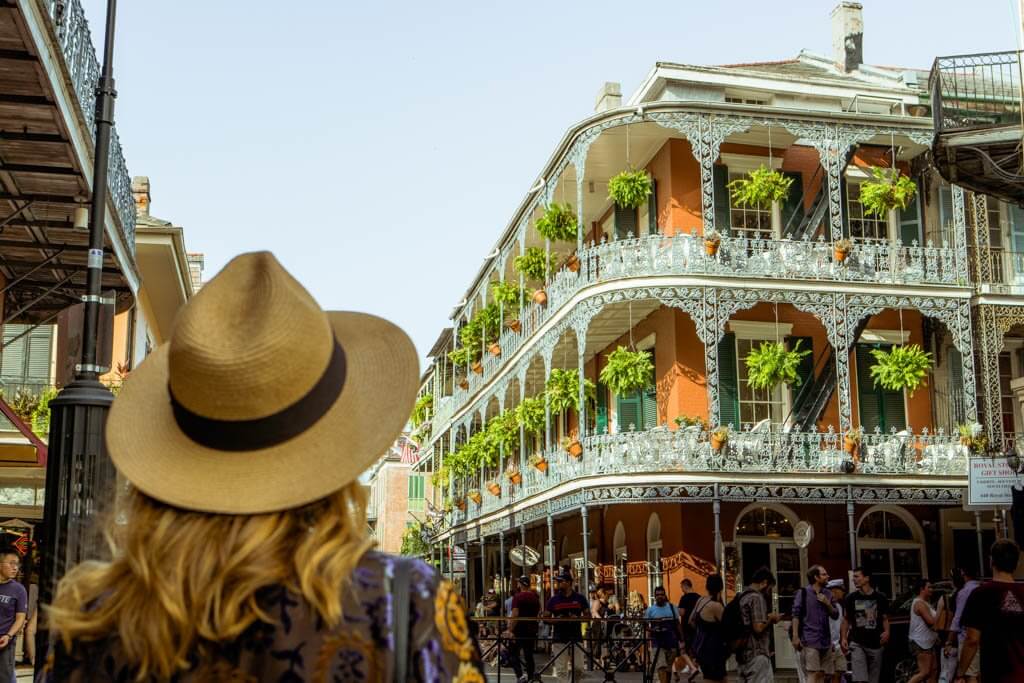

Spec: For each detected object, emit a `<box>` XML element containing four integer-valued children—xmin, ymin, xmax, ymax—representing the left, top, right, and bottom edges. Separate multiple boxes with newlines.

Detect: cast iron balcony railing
<box><xmin>931</xmin><ymin>50</ymin><xmax>1023</xmax><ymax>132</ymax></box>
<box><xmin>450</xmin><ymin>425</ymin><xmax>966</xmax><ymax>525</ymax></box>
<box><xmin>450</xmin><ymin>232</ymin><xmax>963</xmax><ymax>411</ymax></box>
<box><xmin>42</xmin><ymin>0</ymin><xmax>136</xmax><ymax>248</ymax></box>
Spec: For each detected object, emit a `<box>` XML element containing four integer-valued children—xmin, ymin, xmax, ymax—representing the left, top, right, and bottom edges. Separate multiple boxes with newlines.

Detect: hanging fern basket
<box><xmin>599</xmin><ymin>346</ymin><xmax>655</xmax><ymax>396</ymax></box>
<box><xmin>536</xmin><ymin>202</ymin><xmax>578</xmax><ymax>242</ymax></box>
<box><xmin>859</xmin><ymin>167</ymin><xmax>917</xmax><ymax>218</ymax></box>
<box><xmin>869</xmin><ymin>344</ymin><xmax>933</xmax><ymax>396</ymax></box>
<box><xmin>744</xmin><ymin>340</ymin><xmax>811</xmax><ymax>391</ymax></box>
<box><xmin>725</xmin><ymin>165</ymin><xmax>794</xmax><ymax>209</ymax></box>
<box><xmin>608</xmin><ymin>169</ymin><xmax>653</xmax><ymax>209</ymax></box>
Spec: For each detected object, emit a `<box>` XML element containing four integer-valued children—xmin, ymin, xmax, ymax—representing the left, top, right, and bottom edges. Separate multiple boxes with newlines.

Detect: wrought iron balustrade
<box><xmin>931</xmin><ymin>50</ymin><xmax>1023</xmax><ymax>133</ymax></box>
<box><xmin>41</xmin><ymin>0</ymin><xmax>136</xmax><ymax>248</ymax></box>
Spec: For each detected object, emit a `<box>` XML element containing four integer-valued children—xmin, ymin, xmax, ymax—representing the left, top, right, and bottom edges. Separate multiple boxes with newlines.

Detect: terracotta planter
<box><xmin>710</xmin><ymin>434</ymin><xmax>727</xmax><ymax>452</ymax></box>
<box><xmin>843</xmin><ymin>437</ymin><xmax>859</xmax><ymax>454</ymax></box>
<box><xmin>704</xmin><ymin>240</ymin><xmax>720</xmax><ymax>257</ymax></box>
<box><xmin>455</xmin><ymin>500</ymin><xmax>466</xmax><ymax>511</ymax></box>
<box><xmin>471</xmin><ymin>361</ymin><xmax>483</xmax><ymax>375</ymax></box>
<box><xmin>508</xmin><ymin>472</ymin><xmax>523</xmax><ymax>485</ymax></box>
<box><xmin>960</xmin><ymin>436</ymin><xmax>973</xmax><ymax>448</ymax></box>
<box><xmin>488</xmin><ymin>343</ymin><xmax>502</xmax><ymax>357</ymax></box>
<box><xmin>468</xmin><ymin>492</ymin><xmax>482</xmax><ymax>505</ymax></box>
<box><xmin>834</xmin><ymin>248</ymin><xmax>850</xmax><ymax>263</ymax></box>
<box><xmin>532</xmin><ymin>289</ymin><xmax>548</xmax><ymax>306</ymax></box>
<box><xmin>565</xmin><ymin>440</ymin><xmax>583</xmax><ymax>458</ymax></box>
<box><xmin>487</xmin><ymin>483</ymin><xmax>501</xmax><ymax>496</ymax></box>
<box><xmin>506</xmin><ymin>319</ymin><xmax>522</xmax><ymax>333</ymax></box>
<box><xmin>567</xmin><ymin>254</ymin><xmax>580</xmax><ymax>273</ymax></box>
<box><xmin>458</xmin><ymin>378</ymin><xmax>469</xmax><ymax>390</ymax></box>
<box><xmin>532</xmin><ymin>459</ymin><xmax>548</xmax><ymax>472</ymax></box>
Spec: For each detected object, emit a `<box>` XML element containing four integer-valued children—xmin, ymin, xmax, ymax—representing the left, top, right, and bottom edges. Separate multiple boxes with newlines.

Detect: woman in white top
<box><xmin>908</xmin><ymin>578</ymin><xmax>939</xmax><ymax>683</ymax></box>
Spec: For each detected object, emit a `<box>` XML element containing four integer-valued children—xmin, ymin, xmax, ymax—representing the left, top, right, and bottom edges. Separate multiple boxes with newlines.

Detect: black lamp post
<box><xmin>35</xmin><ymin>0</ymin><xmax>120</xmax><ymax>672</ymax></box>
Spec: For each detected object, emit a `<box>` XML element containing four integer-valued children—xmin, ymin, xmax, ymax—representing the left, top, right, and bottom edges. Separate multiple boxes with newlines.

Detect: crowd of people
<box><xmin>470</xmin><ymin>538</ymin><xmax>1024</xmax><ymax>683</ymax></box>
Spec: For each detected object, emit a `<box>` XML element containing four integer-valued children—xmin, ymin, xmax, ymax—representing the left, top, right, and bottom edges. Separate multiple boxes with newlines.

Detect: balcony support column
<box><xmin>499</xmin><ymin>531</ymin><xmax>506</xmax><ymax>599</ymax></box>
<box><xmin>952</xmin><ymin>185</ymin><xmax>969</xmax><ymax>284</ymax></box>
<box><xmin>713</xmin><ymin>484</ymin><xmax>723</xmax><ymax>578</ymax></box>
<box><xmin>975</xmin><ymin>511</ymin><xmax>986</xmax><ymax>577</ymax></box>
<box><xmin>480</xmin><ymin>531</ymin><xmax>487</xmax><ymax>604</ymax></box>
<box><xmin>518</xmin><ymin>365</ymin><xmax>527</xmax><ymax>475</ymax></box>
<box><xmin>846</xmin><ymin>486</ymin><xmax>857</xmax><ymax>573</ymax></box>
<box><xmin>580</xmin><ymin>503</ymin><xmax>591</xmax><ymax>591</ymax></box>
<box><xmin>448</xmin><ymin>537</ymin><xmax>454</xmax><ymax>584</ymax></box>
<box><xmin>547</xmin><ymin>511</ymin><xmax>556</xmax><ymax>598</ymax></box>
<box><xmin>543</xmin><ymin>346</ymin><xmax>554</xmax><ymax>453</ymax></box>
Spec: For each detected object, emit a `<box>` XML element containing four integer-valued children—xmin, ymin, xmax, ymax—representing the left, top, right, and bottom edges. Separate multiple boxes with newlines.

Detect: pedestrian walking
<box><xmin>841</xmin><ymin>566</ymin><xmax>890</xmax><ymax>683</ymax></box>
<box><xmin>955</xmin><ymin>539</ymin><xmax>1024</xmax><ymax>683</ymax></box>
<box><xmin>590</xmin><ymin>586</ymin><xmax>610</xmax><ymax>664</ymax></box>
<box><xmin>945</xmin><ymin>567</ymin><xmax>980</xmax><ymax>683</ymax></box>
<box><xmin>0</xmin><ymin>549</ymin><xmax>25</xmax><ymax>683</ymax></box>
<box><xmin>690</xmin><ymin>573</ymin><xmax>728</xmax><ymax>683</ymax></box>
<box><xmin>39</xmin><ymin>252</ymin><xmax>484</xmax><ymax>681</ymax></box>
<box><xmin>504</xmin><ymin>575</ymin><xmax>541</xmax><ymax>683</ymax></box>
<box><xmin>644</xmin><ymin>586</ymin><xmax>684</xmax><ymax>682</ymax></box>
<box><xmin>736</xmin><ymin>567</ymin><xmax>781</xmax><ymax>683</ymax></box>
<box><xmin>908</xmin><ymin>578</ymin><xmax>940</xmax><ymax>683</ymax></box>
<box><xmin>826</xmin><ymin>579</ymin><xmax>847</xmax><ymax>683</ymax></box>
<box><xmin>544</xmin><ymin>568</ymin><xmax>589</xmax><ymax>682</ymax></box>
<box><xmin>677</xmin><ymin>579</ymin><xmax>701</xmax><ymax>656</ymax></box>
<box><xmin>791</xmin><ymin>565</ymin><xmax>840</xmax><ymax>683</ymax></box>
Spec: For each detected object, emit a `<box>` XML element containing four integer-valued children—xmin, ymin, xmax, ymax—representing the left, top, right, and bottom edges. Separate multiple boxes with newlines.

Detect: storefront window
<box><xmin>858</xmin><ymin>508</ymin><xmax>923</xmax><ymax>599</ymax></box>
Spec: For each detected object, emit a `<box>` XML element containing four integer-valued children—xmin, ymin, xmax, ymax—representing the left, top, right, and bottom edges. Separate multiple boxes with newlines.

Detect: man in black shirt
<box><xmin>677</xmin><ymin>578</ymin><xmax>701</xmax><ymax>653</ymax></box>
<box><xmin>505</xmin><ymin>575</ymin><xmax>541</xmax><ymax>683</ymax></box>
<box><xmin>545</xmin><ymin>568</ymin><xmax>589</xmax><ymax>682</ymax></box>
<box><xmin>841</xmin><ymin>566</ymin><xmax>890</xmax><ymax>683</ymax></box>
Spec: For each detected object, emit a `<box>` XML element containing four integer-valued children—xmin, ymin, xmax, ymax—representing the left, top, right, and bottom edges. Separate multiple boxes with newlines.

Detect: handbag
<box><xmin>391</xmin><ymin>558</ymin><xmax>413</xmax><ymax>682</ymax></box>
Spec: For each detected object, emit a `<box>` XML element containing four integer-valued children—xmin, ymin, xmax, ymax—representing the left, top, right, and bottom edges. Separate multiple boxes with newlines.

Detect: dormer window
<box><xmin>725</xmin><ymin>91</ymin><xmax>770</xmax><ymax>106</ymax></box>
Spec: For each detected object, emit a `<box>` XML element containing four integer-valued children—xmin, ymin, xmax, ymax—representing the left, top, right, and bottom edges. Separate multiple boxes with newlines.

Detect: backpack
<box><xmin>721</xmin><ymin>589</ymin><xmax>754</xmax><ymax>653</ymax></box>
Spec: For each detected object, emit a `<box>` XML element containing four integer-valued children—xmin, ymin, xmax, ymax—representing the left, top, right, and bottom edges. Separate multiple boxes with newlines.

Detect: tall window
<box><xmin>737</xmin><ymin>338</ymin><xmax>785</xmax><ymax>426</ymax></box>
<box><xmin>729</xmin><ymin>171</ymin><xmax>773</xmax><ymax>240</ymax></box>
<box><xmin>408</xmin><ymin>474</ymin><xmax>425</xmax><ymax>512</ymax></box>
<box><xmin>847</xmin><ymin>182</ymin><xmax>889</xmax><ymax>242</ymax></box>
<box><xmin>858</xmin><ymin>508</ymin><xmax>923</xmax><ymax>598</ymax></box>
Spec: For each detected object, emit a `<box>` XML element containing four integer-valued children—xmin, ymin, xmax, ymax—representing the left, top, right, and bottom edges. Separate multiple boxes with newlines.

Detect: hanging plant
<box><xmin>486</xmin><ymin>480</ymin><xmax>501</xmax><ymax>496</ymax></box>
<box><xmin>505</xmin><ymin>461</ymin><xmax>523</xmax><ymax>484</ymax></box>
<box><xmin>869</xmin><ymin>344</ymin><xmax>933</xmax><ymax>396</ymax></box>
<box><xmin>599</xmin><ymin>346</ymin><xmax>654</xmax><ymax>396</ymax></box>
<box><xmin>430</xmin><ymin>464</ymin><xmax>450</xmax><ymax>490</ymax></box>
<box><xmin>491</xmin><ymin>281</ymin><xmax>523</xmax><ymax>332</ymax></box>
<box><xmin>514</xmin><ymin>247</ymin><xmax>559</xmax><ymax>283</ymax></box>
<box><xmin>487</xmin><ymin>409</ymin><xmax>520</xmax><ymax>452</ymax></box>
<box><xmin>528</xmin><ymin>452</ymin><xmax>548</xmax><ymax>472</ymax></box>
<box><xmin>608</xmin><ymin>169</ymin><xmax>653</xmax><ymax>209</ymax></box>
<box><xmin>744</xmin><ymin>340</ymin><xmax>811</xmax><ymax>391</ymax></box>
<box><xmin>515</xmin><ymin>396</ymin><xmax>547</xmax><ymax>436</ymax></box>
<box><xmin>704</xmin><ymin>230</ymin><xmax>722</xmax><ymax>256</ymax></box>
<box><xmin>833</xmin><ymin>238</ymin><xmax>853</xmax><ymax>263</ymax></box>
<box><xmin>467</xmin><ymin>489</ymin><xmax>482</xmax><ymax>505</ymax></box>
<box><xmin>958</xmin><ymin>422</ymin><xmax>989</xmax><ymax>454</ymax></box>
<box><xmin>561</xmin><ymin>435</ymin><xmax>583</xmax><ymax>458</ymax></box>
<box><xmin>726</xmin><ymin>165</ymin><xmax>794</xmax><ymax>208</ymax></box>
<box><xmin>411</xmin><ymin>394</ymin><xmax>433</xmax><ymax>428</ymax></box>
<box><xmin>545</xmin><ymin>368</ymin><xmax>596</xmax><ymax>415</ymax></box>
<box><xmin>710</xmin><ymin>426</ymin><xmax>729</xmax><ymax>452</ymax></box>
<box><xmin>859</xmin><ymin>167</ymin><xmax>917</xmax><ymax>218</ymax></box>
<box><xmin>843</xmin><ymin>428</ymin><xmax>862</xmax><ymax>454</ymax></box>
<box><xmin>536</xmin><ymin>203</ymin><xmax>578</xmax><ymax>242</ymax></box>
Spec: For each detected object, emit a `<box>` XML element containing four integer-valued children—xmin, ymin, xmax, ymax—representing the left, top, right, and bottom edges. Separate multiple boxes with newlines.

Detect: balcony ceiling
<box><xmin>0</xmin><ymin>5</ymin><xmax>133</xmax><ymax>323</ymax></box>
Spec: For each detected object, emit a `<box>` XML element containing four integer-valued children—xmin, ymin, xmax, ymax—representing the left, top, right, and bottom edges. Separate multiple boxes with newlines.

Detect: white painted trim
<box><xmin>720</xmin><ymin>153</ymin><xmax>783</xmax><ymax>171</ymax></box>
<box><xmin>729</xmin><ymin>320</ymin><xmax>794</xmax><ymax>340</ymax></box>
<box><xmin>858</xmin><ymin>329</ymin><xmax>911</xmax><ymax>345</ymax></box>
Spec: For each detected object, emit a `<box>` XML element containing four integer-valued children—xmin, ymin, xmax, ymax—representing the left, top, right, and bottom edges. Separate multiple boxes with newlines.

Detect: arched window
<box><xmin>733</xmin><ymin>504</ymin><xmax>802</xmax><ymax>616</ymax></box>
<box><xmin>858</xmin><ymin>506</ymin><xmax>925</xmax><ymax>598</ymax></box>
<box><xmin>736</xmin><ymin>506</ymin><xmax>795</xmax><ymax>539</ymax></box>
<box><xmin>647</xmin><ymin>513</ymin><xmax>663</xmax><ymax>598</ymax></box>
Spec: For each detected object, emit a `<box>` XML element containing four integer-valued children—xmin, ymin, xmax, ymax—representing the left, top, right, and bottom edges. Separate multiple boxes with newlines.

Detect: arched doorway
<box><xmin>647</xmin><ymin>513</ymin><xmax>663</xmax><ymax>598</ymax></box>
<box><xmin>858</xmin><ymin>505</ymin><xmax>926</xmax><ymax>599</ymax></box>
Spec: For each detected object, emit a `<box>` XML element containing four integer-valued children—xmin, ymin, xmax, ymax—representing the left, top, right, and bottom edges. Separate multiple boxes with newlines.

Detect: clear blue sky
<box><xmin>80</xmin><ymin>0</ymin><xmax>1018</xmax><ymax>364</ymax></box>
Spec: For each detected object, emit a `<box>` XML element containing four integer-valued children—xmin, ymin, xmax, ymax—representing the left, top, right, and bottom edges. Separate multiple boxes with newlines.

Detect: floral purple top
<box><xmin>41</xmin><ymin>552</ymin><xmax>484</xmax><ymax>682</ymax></box>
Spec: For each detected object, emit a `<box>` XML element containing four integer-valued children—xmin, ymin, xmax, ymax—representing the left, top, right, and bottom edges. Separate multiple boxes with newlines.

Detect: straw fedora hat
<box><xmin>106</xmin><ymin>251</ymin><xmax>419</xmax><ymax>514</ymax></box>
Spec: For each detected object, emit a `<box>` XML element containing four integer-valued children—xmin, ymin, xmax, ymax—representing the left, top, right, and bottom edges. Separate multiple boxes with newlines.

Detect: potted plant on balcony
<box><xmin>744</xmin><ymin>340</ymin><xmax>811</xmax><ymax>391</ymax></box>
<box><xmin>411</xmin><ymin>393</ymin><xmax>433</xmax><ymax>428</ymax></box>
<box><xmin>514</xmin><ymin>247</ymin><xmax>558</xmax><ymax>306</ymax></box>
<box><xmin>726</xmin><ymin>165</ymin><xmax>794</xmax><ymax>208</ymax></box>
<box><xmin>476</xmin><ymin>304</ymin><xmax>502</xmax><ymax>357</ymax></box>
<box><xmin>454</xmin><ymin>496</ymin><xmax>467</xmax><ymax>511</ymax></box>
<box><xmin>505</xmin><ymin>462</ymin><xmax>523</xmax><ymax>485</ymax></box>
<box><xmin>491</xmin><ymin>281</ymin><xmax>524</xmax><ymax>333</ymax></box>
<box><xmin>843</xmin><ymin>427</ymin><xmax>862</xmax><ymax>455</ymax></box>
<box><xmin>488</xmin><ymin>409</ymin><xmax>521</xmax><ymax>454</ymax></box>
<box><xmin>515</xmin><ymin>395</ymin><xmax>547</xmax><ymax>437</ymax></box>
<box><xmin>703</xmin><ymin>230</ymin><xmax>722</xmax><ymax>256</ymax></box>
<box><xmin>467</xmin><ymin>489</ymin><xmax>482</xmax><ymax>505</ymax></box>
<box><xmin>486</xmin><ymin>480</ymin><xmax>501</xmax><ymax>496</ymax></box>
<box><xmin>536</xmin><ymin>202</ymin><xmax>578</xmax><ymax>243</ymax></box>
<box><xmin>710</xmin><ymin>425</ymin><xmax>729</xmax><ymax>452</ymax></box>
<box><xmin>833</xmin><ymin>238</ymin><xmax>853</xmax><ymax>263</ymax></box>
<box><xmin>599</xmin><ymin>346</ymin><xmax>655</xmax><ymax>396</ymax></box>
<box><xmin>674</xmin><ymin>415</ymin><xmax>707</xmax><ymax>429</ymax></box>
<box><xmin>561</xmin><ymin>435</ymin><xmax>584</xmax><ymax>459</ymax></box>
<box><xmin>958</xmin><ymin>422</ymin><xmax>989</xmax><ymax>454</ymax></box>
<box><xmin>528</xmin><ymin>452</ymin><xmax>548</xmax><ymax>472</ymax></box>
<box><xmin>546</xmin><ymin>368</ymin><xmax>596</xmax><ymax>415</ymax></box>
<box><xmin>430</xmin><ymin>464</ymin><xmax>450</xmax><ymax>490</ymax></box>
<box><xmin>859</xmin><ymin>167</ymin><xmax>917</xmax><ymax>218</ymax></box>
<box><xmin>608</xmin><ymin>168</ymin><xmax>653</xmax><ymax>209</ymax></box>
<box><xmin>868</xmin><ymin>344</ymin><xmax>933</xmax><ymax>396</ymax></box>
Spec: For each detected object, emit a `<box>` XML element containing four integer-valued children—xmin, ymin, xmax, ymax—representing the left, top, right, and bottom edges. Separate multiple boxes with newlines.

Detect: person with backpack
<box><xmin>734</xmin><ymin>567</ymin><xmax>782</xmax><ymax>683</ymax></box>
<box><xmin>791</xmin><ymin>565</ymin><xmax>840</xmax><ymax>683</ymax></box>
<box><xmin>690</xmin><ymin>573</ymin><xmax>728</xmax><ymax>683</ymax></box>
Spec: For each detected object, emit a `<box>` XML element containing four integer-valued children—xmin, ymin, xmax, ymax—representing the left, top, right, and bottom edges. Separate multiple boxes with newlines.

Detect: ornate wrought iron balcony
<box><xmin>930</xmin><ymin>50</ymin><xmax>1024</xmax><ymax>207</ymax></box>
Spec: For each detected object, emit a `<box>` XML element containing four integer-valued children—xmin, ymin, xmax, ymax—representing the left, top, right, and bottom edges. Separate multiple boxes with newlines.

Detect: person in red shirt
<box><xmin>955</xmin><ymin>539</ymin><xmax>1024</xmax><ymax>683</ymax></box>
<box><xmin>504</xmin><ymin>575</ymin><xmax>541</xmax><ymax>683</ymax></box>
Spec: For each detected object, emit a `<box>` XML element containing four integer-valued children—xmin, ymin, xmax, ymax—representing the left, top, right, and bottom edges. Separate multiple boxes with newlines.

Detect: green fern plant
<box><xmin>490</xmin><ymin>281</ymin><xmax>522</xmax><ymax>315</ymax></box>
<box><xmin>869</xmin><ymin>344</ymin><xmax>933</xmax><ymax>396</ymax></box>
<box><xmin>535</xmin><ymin>203</ymin><xmax>578</xmax><ymax>242</ymax></box>
<box><xmin>744</xmin><ymin>340</ymin><xmax>811</xmax><ymax>391</ymax></box>
<box><xmin>859</xmin><ymin>167</ymin><xmax>917</xmax><ymax>218</ymax></box>
<box><xmin>411</xmin><ymin>394</ymin><xmax>433</xmax><ymax>428</ymax></box>
<box><xmin>600</xmin><ymin>347</ymin><xmax>654</xmax><ymax>396</ymax></box>
<box><xmin>608</xmin><ymin>169</ymin><xmax>653</xmax><ymax>209</ymax></box>
<box><xmin>486</xmin><ymin>409</ymin><xmax>520</xmax><ymax>452</ymax></box>
<box><xmin>515</xmin><ymin>395</ymin><xmax>547</xmax><ymax>435</ymax></box>
<box><xmin>475</xmin><ymin>303</ymin><xmax>502</xmax><ymax>345</ymax></box>
<box><xmin>514</xmin><ymin>247</ymin><xmax>559</xmax><ymax>282</ymax></box>
<box><xmin>726</xmin><ymin>166</ymin><xmax>794</xmax><ymax>208</ymax></box>
<box><xmin>545</xmin><ymin>368</ymin><xmax>596</xmax><ymax>414</ymax></box>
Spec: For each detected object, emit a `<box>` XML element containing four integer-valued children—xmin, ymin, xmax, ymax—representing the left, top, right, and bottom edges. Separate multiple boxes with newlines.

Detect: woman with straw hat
<box><xmin>40</xmin><ymin>252</ymin><xmax>484</xmax><ymax>682</ymax></box>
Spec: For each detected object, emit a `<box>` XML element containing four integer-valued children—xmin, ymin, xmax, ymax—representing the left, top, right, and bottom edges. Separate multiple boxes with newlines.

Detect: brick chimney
<box><xmin>595</xmin><ymin>82</ymin><xmax>622</xmax><ymax>113</ymax></box>
<box><xmin>131</xmin><ymin>176</ymin><xmax>150</xmax><ymax>218</ymax></box>
<box><xmin>831</xmin><ymin>2</ymin><xmax>864</xmax><ymax>72</ymax></box>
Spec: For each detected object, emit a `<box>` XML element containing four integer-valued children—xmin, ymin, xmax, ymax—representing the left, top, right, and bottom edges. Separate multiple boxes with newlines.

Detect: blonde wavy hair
<box><xmin>47</xmin><ymin>481</ymin><xmax>374</xmax><ymax>680</ymax></box>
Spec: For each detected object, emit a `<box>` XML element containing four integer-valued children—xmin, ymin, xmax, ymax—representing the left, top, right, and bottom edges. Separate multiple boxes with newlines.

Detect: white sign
<box><xmin>968</xmin><ymin>457</ymin><xmax>1018</xmax><ymax>507</ymax></box>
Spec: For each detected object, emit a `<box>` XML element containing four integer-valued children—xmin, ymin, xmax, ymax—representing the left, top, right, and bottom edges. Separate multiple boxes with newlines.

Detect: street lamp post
<box><xmin>36</xmin><ymin>0</ymin><xmax>120</xmax><ymax>672</ymax></box>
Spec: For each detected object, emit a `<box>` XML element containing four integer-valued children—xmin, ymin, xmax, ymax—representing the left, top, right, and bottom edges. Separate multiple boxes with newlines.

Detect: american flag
<box><xmin>399</xmin><ymin>437</ymin><xmax>419</xmax><ymax>464</ymax></box>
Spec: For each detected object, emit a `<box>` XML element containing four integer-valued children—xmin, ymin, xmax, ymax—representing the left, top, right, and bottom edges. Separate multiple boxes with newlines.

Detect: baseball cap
<box><xmin>826</xmin><ymin>579</ymin><xmax>845</xmax><ymax>590</ymax></box>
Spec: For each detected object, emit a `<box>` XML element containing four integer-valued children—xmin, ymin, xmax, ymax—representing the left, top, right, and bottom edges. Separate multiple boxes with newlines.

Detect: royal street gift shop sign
<box><xmin>968</xmin><ymin>457</ymin><xmax>1018</xmax><ymax>507</ymax></box>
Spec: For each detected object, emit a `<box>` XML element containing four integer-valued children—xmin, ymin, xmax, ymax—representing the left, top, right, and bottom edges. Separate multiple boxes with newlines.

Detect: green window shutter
<box><xmin>856</xmin><ymin>344</ymin><xmax>907</xmax><ymax>433</ymax></box>
<box><xmin>596</xmin><ymin>382</ymin><xmax>609</xmax><ymax>435</ymax></box>
<box><xmin>617</xmin><ymin>391</ymin><xmax>642</xmax><ymax>432</ymax></box>
<box><xmin>780</xmin><ymin>171</ymin><xmax>804</xmax><ymax>237</ymax></box>
<box><xmin>0</xmin><ymin>325</ymin><xmax>27</xmax><ymax>381</ymax></box>
<box><xmin>713</xmin><ymin>164</ymin><xmax>731</xmax><ymax>235</ymax></box>
<box><xmin>938</xmin><ymin>186</ymin><xmax>955</xmax><ymax>237</ymax></box>
<box><xmin>27</xmin><ymin>327</ymin><xmax>52</xmax><ymax>383</ymax></box>
<box><xmin>615</xmin><ymin>205</ymin><xmax>638</xmax><ymax>240</ymax></box>
<box><xmin>899</xmin><ymin>185</ymin><xmax>923</xmax><ymax>246</ymax></box>
<box><xmin>647</xmin><ymin>179</ymin><xmax>658</xmax><ymax>236</ymax></box>
<box><xmin>641</xmin><ymin>388</ymin><xmax>658</xmax><ymax>430</ymax></box>
<box><xmin>717</xmin><ymin>333</ymin><xmax>740</xmax><ymax>428</ymax></box>
<box><xmin>840</xmin><ymin>177</ymin><xmax>850</xmax><ymax>238</ymax></box>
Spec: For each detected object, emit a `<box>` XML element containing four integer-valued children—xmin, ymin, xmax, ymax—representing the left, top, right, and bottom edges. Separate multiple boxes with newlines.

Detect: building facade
<box><xmin>414</xmin><ymin>4</ymin><xmax>1021</xmax><ymax>668</ymax></box>
<box><xmin>366</xmin><ymin>435</ymin><xmax>430</xmax><ymax>554</ymax></box>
